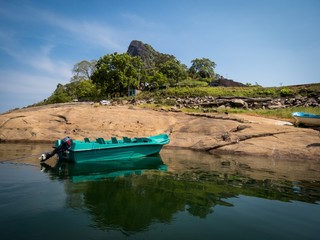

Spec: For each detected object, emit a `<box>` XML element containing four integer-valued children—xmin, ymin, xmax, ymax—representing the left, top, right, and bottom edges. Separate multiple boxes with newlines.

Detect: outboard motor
<box><xmin>40</xmin><ymin>136</ymin><xmax>73</xmax><ymax>162</ymax></box>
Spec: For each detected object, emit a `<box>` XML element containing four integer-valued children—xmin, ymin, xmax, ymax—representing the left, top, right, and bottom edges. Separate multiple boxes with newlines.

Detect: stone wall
<box><xmin>115</xmin><ymin>96</ymin><xmax>320</xmax><ymax>111</ymax></box>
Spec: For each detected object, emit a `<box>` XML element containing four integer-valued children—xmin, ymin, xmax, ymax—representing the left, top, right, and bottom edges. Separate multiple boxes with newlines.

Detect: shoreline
<box><xmin>0</xmin><ymin>103</ymin><xmax>319</xmax><ymax>161</ymax></box>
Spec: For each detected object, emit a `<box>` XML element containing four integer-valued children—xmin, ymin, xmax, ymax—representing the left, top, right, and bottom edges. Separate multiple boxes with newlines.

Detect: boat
<box><xmin>292</xmin><ymin>112</ymin><xmax>320</xmax><ymax>127</ymax></box>
<box><xmin>40</xmin><ymin>133</ymin><xmax>170</xmax><ymax>163</ymax></box>
<box><xmin>41</xmin><ymin>154</ymin><xmax>167</xmax><ymax>182</ymax></box>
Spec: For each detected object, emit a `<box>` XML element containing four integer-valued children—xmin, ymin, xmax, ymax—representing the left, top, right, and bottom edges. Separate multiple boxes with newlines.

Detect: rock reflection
<box><xmin>0</xmin><ymin>143</ymin><xmax>52</xmax><ymax>165</ymax></box>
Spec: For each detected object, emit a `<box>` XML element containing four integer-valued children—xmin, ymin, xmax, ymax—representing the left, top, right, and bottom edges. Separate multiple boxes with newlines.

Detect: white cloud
<box><xmin>121</xmin><ymin>13</ymin><xmax>160</xmax><ymax>29</ymax></box>
<box><xmin>0</xmin><ymin>30</ymin><xmax>72</xmax><ymax>81</ymax></box>
<box><xmin>0</xmin><ymin>29</ymin><xmax>19</xmax><ymax>57</ymax></box>
<box><xmin>0</xmin><ymin>69</ymin><xmax>62</xmax><ymax>111</ymax></box>
<box><xmin>0</xmin><ymin>70</ymin><xmax>62</xmax><ymax>95</ymax></box>
<box><xmin>27</xmin><ymin>45</ymin><xmax>72</xmax><ymax>79</ymax></box>
<box><xmin>36</xmin><ymin>10</ymin><xmax>123</xmax><ymax>51</ymax></box>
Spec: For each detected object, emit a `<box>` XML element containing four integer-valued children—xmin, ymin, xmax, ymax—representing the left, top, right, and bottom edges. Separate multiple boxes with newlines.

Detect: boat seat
<box><xmin>96</xmin><ymin>138</ymin><xmax>106</xmax><ymax>144</ymax></box>
<box><xmin>111</xmin><ymin>137</ymin><xmax>118</xmax><ymax>144</ymax></box>
<box><xmin>84</xmin><ymin>137</ymin><xmax>90</xmax><ymax>143</ymax></box>
<box><xmin>123</xmin><ymin>137</ymin><xmax>131</xmax><ymax>143</ymax></box>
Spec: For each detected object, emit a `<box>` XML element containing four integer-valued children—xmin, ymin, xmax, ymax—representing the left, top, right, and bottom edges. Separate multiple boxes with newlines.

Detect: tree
<box><xmin>74</xmin><ymin>80</ymin><xmax>99</xmax><ymax>100</ymax></box>
<box><xmin>148</xmin><ymin>72</ymin><xmax>168</xmax><ymax>89</ymax></box>
<box><xmin>189</xmin><ymin>58</ymin><xmax>216</xmax><ymax>81</ymax></box>
<box><xmin>46</xmin><ymin>84</ymin><xmax>73</xmax><ymax>103</ymax></box>
<box><xmin>158</xmin><ymin>59</ymin><xmax>188</xmax><ymax>86</ymax></box>
<box><xmin>91</xmin><ymin>53</ymin><xmax>143</xmax><ymax>97</ymax></box>
<box><xmin>71</xmin><ymin>60</ymin><xmax>97</xmax><ymax>82</ymax></box>
<box><xmin>154</xmin><ymin>53</ymin><xmax>176</xmax><ymax>67</ymax></box>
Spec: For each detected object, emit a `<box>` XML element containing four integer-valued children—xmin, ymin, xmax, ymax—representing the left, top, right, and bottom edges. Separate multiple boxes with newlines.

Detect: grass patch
<box><xmin>249</xmin><ymin>107</ymin><xmax>320</xmax><ymax>119</ymax></box>
<box><xmin>139</xmin><ymin>103</ymin><xmax>319</xmax><ymax>121</ymax></box>
<box><xmin>136</xmin><ymin>84</ymin><xmax>320</xmax><ymax>120</ymax></box>
<box><xmin>138</xmin><ymin>84</ymin><xmax>320</xmax><ymax>99</ymax></box>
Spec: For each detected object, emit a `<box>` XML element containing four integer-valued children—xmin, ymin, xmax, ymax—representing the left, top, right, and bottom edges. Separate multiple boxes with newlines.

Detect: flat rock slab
<box><xmin>0</xmin><ymin>103</ymin><xmax>319</xmax><ymax>160</ymax></box>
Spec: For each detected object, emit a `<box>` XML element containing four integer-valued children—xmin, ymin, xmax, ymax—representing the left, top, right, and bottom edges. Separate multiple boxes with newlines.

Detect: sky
<box><xmin>0</xmin><ymin>0</ymin><xmax>319</xmax><ymax>113</ymax></box>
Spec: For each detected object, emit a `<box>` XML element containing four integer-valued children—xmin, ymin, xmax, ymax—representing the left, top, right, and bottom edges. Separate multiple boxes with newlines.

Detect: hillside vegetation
<box><xmin>137</xmin><ymin>84</ymin><xmax>320</xmax><ymax>99</ymax></box>
<box><xmin>28</xmin><ymin>40</ymin><xmax>319</xmax><ymax>119</ymax></box>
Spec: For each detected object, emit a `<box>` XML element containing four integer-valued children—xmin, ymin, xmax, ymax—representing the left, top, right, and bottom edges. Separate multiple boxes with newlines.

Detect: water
<box><xmin>0</xmin><ymin>143</ymin><xmax>320</xmax><ymax>240</ymax></box>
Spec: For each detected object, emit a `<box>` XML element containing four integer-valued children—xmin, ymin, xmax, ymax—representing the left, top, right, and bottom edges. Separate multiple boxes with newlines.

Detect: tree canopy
<box><xmin>158</xmin><ymin>59</ymin><xmax>188</xmax><ymax>86</ymax></box>
<box><xmin>71</xmin><ymin>60</ymin><xmax>97</xmax><ymax>82</ymax></box>
<box><xmin>46</xmin><ymin>45</ymin><xmax>220</xmax><ymax>103</ymax></box>
<box><xmin>91</xmin><ymin>53</ymin><xmax>143</xmax><ymax>97</ymax></box>
<box><xmin>189</xmin><ymin>58</ymin><xmax>216</xmax><ymax>82</ymax></box>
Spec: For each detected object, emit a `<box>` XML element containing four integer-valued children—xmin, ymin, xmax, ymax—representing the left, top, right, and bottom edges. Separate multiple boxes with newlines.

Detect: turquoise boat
<box><xmin>41</xmin><ymin>154</ymin><xmax>167</xmax><ymax>182</ymax></box>
<box><xmin>40</xmin><ymin>134</ymin><xmax>170</xmax><ymax>163</ymax></box>
<box><xmin>292</xmin><ymin>112</ymin><xmax>320</xmax><ymax>127</ymax></box>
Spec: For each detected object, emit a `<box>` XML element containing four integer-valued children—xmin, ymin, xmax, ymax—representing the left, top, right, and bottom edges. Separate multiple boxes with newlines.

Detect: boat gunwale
<box><xmin>292</xmin><ymin>112</ymin><xmax>320</xmax><ymax>119</ymax></box>
<box><xmin>68</xmin><ymin>142</ymin><xmax>168</xmax><ymax>153</ymax></box>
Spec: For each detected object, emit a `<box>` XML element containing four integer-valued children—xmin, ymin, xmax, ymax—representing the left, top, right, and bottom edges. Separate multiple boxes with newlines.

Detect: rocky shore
<box><xmin>117</xmin><ymin>95</ymin><xmax>320</xmax><ymax>110</ymax></box>
<box><xmin>0</xmin><ymin>102</ymin><xmax>319</xmax><ymax>160</ymax></box>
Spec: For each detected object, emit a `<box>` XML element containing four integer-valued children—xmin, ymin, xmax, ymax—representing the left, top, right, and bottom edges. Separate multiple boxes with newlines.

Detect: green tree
<box><xmin>159</xmin><ymin>59</ymin><xmax>188</xmax><ymax>86</ymax></box>
<box><xmin>46</xmin><ymin>84</ymin><xmax>73</xmax><ymax>103</ymax></box>
<box><xmin>148</xmin><ymin>72</ymin><xmax>168</xmax><ymax>89</ymax></box>
<box><xmin>154</xmin><ymin>53</ymin><xmax>176</xmax><ymax>67</ymax></box>
<box><xmin>91</xmin><ymin>53</ymin><xmax>143</xmax><ymax>97</ymax></box>
<box><xmin>74</xmin><ymin>80</ymin><xmax>100</xmax><ymax>100</ymax></box>
<box><xmin>189</xmin><ymin>58</ymin><xmax>216</xmax><ymax>81</ymax></box>
<box><xmin>71</xmin><ymin>60</ymin><xmax>97</xmax><ymax>82</ymax></box>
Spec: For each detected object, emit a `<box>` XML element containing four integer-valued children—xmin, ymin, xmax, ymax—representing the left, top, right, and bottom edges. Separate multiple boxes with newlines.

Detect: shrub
<box><xmin>280</xmin><ymin>88</ymin><xmax>294</xmax><ymax>97</ymax></box>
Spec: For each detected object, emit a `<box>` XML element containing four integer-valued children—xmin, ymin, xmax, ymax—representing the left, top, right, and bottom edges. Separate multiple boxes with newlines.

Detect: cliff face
<box><xmin>127</xmin><ymin>40</ymin><xmax>160</xmax><ymax>68</ymax></box>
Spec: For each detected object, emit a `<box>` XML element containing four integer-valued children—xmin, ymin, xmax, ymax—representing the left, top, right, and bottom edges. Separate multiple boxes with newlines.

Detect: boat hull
<box><xmin>292</xmin><ymin>112</ymin><xmax>320</xmax><ymax>127</ymax></box>
<box><xmin>56</xmin><ymin>134</ymin><xmax>169</xmax><ymax>163</ymax></box>
<box><xmin>41</xmin><ymin>154</ymin><xmax>167</xmax><ymax>182</ymax></box>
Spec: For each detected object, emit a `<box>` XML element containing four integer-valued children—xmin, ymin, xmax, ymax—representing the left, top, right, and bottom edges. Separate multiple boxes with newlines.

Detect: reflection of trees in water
<box><xmin>62</xmin><ymin>170</ymin><xmax>320</xmax><ymax>233</ymax></box>
<box><xmin>63</xmin><ymin>173</ymin><xmax>236</xmax><ymax>232</ymax></box>
<box><xmin>81</xmin><ymin>174</ymin><xmax>236</xmax><ymax>232</ymax></box>
<box><xmin>184</xmin><ymin>170</ymin><xmax>320</xmax><ymax>203</ymax></box>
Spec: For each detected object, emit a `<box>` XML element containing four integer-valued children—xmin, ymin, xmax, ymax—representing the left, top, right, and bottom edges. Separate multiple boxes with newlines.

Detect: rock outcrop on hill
<box><xmin>127</xmin><ymin>40</ymin><xmax>246</xmax><ymax>86</ymax></box>
<box><xmin>127</xmin><ymin>40</ymin><xmax>163</xmax><ymax>69</ymax></box>
<box><xmin>209</xmin><ymin>77</ymin><xmax>246</xmax><ymax>87</ymax></box>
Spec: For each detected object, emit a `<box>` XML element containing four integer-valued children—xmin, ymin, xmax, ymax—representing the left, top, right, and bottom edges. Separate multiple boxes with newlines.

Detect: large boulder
<box><xmin>209</xmin><ymin>78</ymin><xmax>246</xmax><ymax>87</ymax></box>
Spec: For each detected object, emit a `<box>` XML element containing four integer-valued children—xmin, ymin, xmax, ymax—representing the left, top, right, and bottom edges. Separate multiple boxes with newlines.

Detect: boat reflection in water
<box><xmin>37</xmin><ymin>148</ymin><xmax>320</xmax><ymax>237</ymax></box>
<box><xmin>40</xmin><ymin>154</ymin><xmax>167</xmax><ymax>182</ymax></box>
<box><xmin>2</xmin><ymin>144</ymin><xmax>320</xmax><ymax>239</ymax></box>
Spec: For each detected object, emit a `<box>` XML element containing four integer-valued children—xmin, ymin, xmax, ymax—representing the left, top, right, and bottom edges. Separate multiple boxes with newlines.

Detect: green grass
<box><xmin>139</xmin><ymin>103</ymin><xmax>320</xmax><ymax>121</ymax></box>
<box><xmin>249</xmin><ymin>107</ymin><xmax>320</xmax><ymax>119</ymax></box>
<box><xmin>137</xmin><ymin>84</ymin><xmax>320</xmax><ymax>120</ymax></box>
<box><xmin>138</xmin><ymin>84</ymin><xmax>320</xmax><ymax>99</ymax></box>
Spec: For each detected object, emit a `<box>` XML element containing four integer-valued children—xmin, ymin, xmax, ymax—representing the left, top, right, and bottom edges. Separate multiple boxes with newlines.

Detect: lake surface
<box><xmin>0</xmin><ymin>143</ymin><xmax>320</xmax><ymax>240</ymax></box>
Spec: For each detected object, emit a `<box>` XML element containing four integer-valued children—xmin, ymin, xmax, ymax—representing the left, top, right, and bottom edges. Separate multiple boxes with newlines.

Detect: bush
<box><xmin>280</xmin><ymin>88</ymin><xmax>294</xmax><ymax>97</ymax></box>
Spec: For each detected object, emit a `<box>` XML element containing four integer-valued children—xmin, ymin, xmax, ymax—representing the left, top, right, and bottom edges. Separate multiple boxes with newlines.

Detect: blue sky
<box><xmin>0</xmin><ymin>0</ymin><xmax>319</xmax><ymax>113</ymax></box>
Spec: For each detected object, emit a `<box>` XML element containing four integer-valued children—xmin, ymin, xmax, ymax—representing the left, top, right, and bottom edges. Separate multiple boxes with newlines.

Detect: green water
<box><xmin>0</xmin><ymin>143</ymin><xmax>319</xmax><ymax>239</ymax></box>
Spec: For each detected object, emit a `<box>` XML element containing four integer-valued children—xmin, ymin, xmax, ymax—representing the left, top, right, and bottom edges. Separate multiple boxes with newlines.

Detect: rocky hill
<box><xmin>127</xmin><ymin>40</ymin><xmax>245</xmax><ymax>87</ymax></box>
<box><xmin>127</xmin><ymin>40</ymin><xmax>167</xmax><ymax>69</ymax></box>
